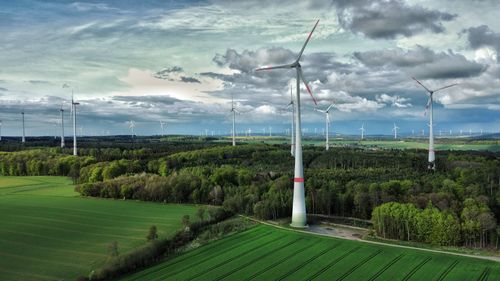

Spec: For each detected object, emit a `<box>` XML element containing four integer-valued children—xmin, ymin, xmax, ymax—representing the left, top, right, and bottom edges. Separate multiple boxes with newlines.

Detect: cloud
<box><xmin>465</xmin><ymin>25</ymin><xmax>500</xmax><ymax>60</ymax></box>
<box><xmin>71</xmin><ymin>2</ymin><xmax>118</xmax><ymax>12</ymax></box>
<box><xmin>333</xmin><ymin>0</ymin><xmax>456</xmax><ymax>39</ymax></box>
<box><xmin>180</xmin><ymin>76</ymin><xmax>201</xmax><ymax>83</ymax></box>
<box><xmin>354</xmin><ymin>46</ymin><xmax>486</xmax><ymax>79</ymax></box>
<box><xmin>376</xmin><ymin>94</ymin><xmax>412</xmax><ymax>108</ymax></box>
<box><xmin>153</xmin><ymin>66</ymin><xmax>184</xmax><ymax>80</ymax></box>
<box><xmin>28</xmin><ymin>80</ymin><xmax>50</xmax><ymax>85</ymax></box>
<box><xmin>213</xmin><ymin>47</ymin><xmax>295</xmax><ymax>73</ymax></box>
<box><xmin>0</xmin><ymin>87</ymin><xmax>7</xmax><ymax>91</ymax></box>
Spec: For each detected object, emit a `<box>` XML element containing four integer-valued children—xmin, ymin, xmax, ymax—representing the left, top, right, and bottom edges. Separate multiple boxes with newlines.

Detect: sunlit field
<box><xmin>0</xmin><ymin>176</ymin><xmax>197</xmax><ymax>281</ymax></box>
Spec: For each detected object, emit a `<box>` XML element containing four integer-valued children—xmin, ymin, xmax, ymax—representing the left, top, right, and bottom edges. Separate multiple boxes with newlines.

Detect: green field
<box><xmin>0</xmin><ymin>176</ymin><xmax>198</xmax><ymax>281</ymax></box>
<box><xmin>221</xmin><ymin>137</ymin><xmax>500</xmax><ymax>152</ymax></box>
<box><xmin>124</xmin><ymin>224</ymin><xmax>499</xmax><ymax>281</ymax></box>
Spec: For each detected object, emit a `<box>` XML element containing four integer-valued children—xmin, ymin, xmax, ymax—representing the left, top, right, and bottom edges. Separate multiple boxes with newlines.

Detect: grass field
<box><xmin>123</xmin><ymin>224</ymin><xmax>500</xmax><ymax>281</ymax></box>
<box><xmin>0</xmin><ymin>176</ymin><xmax>198</xmax><ymax>281</ymax></box>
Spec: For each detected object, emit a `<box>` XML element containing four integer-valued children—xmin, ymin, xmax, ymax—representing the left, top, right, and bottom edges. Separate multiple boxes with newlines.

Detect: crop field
<box><xmin>0</xmin><ymin>176</ymin><xmax>198</xmax><ymax>281</ymax></box>
<box><xmin>124</xmin><ymin>224</ymin><xmax>500</xmax><ymax>281</ymax></box>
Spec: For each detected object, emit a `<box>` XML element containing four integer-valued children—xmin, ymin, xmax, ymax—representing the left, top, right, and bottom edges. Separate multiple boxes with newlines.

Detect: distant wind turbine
<box><xmin>413</xmin><ymin>77</ymin><xmax>457</xmax><ymax>170</ymax></box>
<box><xmin>0</xmin><ymin>120</ymin><xmax>2</xmax><ymax>141</ymax></box>
<box><xmin>359</xmin><ymin>123</ymin><xmax>365</xmax><ymax>140</ymax></box>
<box><xmin>160</xmin><ymin>121</ymin><xmax>166</xmax><ymax>136</ymax></box>
<box><xmin>392</xmin><ymin>123</ymin><xmax>399</xmax><ymax>139</ymax></box>
<box><xmin>255</xmin><ymin>19</ymin><xmax>319</xmax><ymax>228</ymax></box>
<box><xmin>314</xmin><ymin>102</ymin><xmax>335</xmax><ymax>150</ymax></box>
<box><xmin>128</xmin><ymin>120</ymin><xmax>136</xmax><ymax>138</ymax></box>
<box><xmin>60</xmin><ymin>103</ymin><xmax>65</xmax><ymax>148</ymax></box>
<box><xmin>21</xmin><ymin>109</ymin><xmax>25</xmax><ymax>143</ymax></box>
<box><xmin>71</xmin><ymin>94</ymin><xmax>80</xmax><ymax>155</ymax></box>
<box><xmin>230</xmin><ymin>93</ymin><xmax>239</xmax><ymax>146</ymax></box>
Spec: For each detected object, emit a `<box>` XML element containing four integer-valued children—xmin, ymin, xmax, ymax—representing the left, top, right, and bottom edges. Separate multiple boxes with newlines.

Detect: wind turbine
<box><xmin>255</xmin><ymin>19</ymin><xmax>319</xmax><ymax>228</ymax></box>
<box><xmin>314</xmin><ymin>102</ymin><xmax>334</xmax><ymax>150</ymax></box>
<box><xmin>285</xmin><ymin>85</ymin><xmax>295</xmax><ymax>156</ymax></box>
<box><xmin>160</xmin><ymin>121</ymin><xmax>166</xmax><ymax>135</ymax></box>
<box><xmin>60</xmin><ymin>103</ymin><xmax>65</xmax><ymax>148</ymax></box>
<box><xmin>0</xmin><ymin>120</ymin><xmax>2</xmax><ymax>141</ymax></box>
<box><xmin>21</xmin><ymin>109</ymin><xmax>25</xmax><ymax>143</ymax></box>
<box><xmin>392</xmin><ymin>123</ymin><xmax>399</xmax><ymax>139</ymax></box>
<box><xmin>128</xmin><ymin>120</ymin><xmax>136</xmax><ymax>138</ymax></box>
<box><xmin>71</xmin><ymin>93</ymin><xmax>79</xmax><ymax>156</ymax></box>
<box><xmin>359</xmin><ymin>123</ymin><xmax>365</xmax><ymax>140</ymax></box>
<box><xmin>413</xmin><ymin>78</ymin><xmax>457</xmax><ymax>170</ymax></box>
<box><xmin>230</xmin><ymin>93</ymin><xmax>238</xmax><ymax>146</ymax></box>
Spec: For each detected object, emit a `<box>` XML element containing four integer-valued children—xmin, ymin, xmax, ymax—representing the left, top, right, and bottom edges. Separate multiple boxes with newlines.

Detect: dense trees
<box><xmin>372</xmin><ymin>202</ymin><xmax>463</xmax><ymax>246</ymax></box>
<box><xmin>2</xmin><ymin>141</ymin><xmax>499</xmax><ymax>248</ymax></box>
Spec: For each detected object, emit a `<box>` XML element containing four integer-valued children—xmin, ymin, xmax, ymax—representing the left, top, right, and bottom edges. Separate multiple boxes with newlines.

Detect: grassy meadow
<box><xmin>0</xmin><ymin>176</ymin><xmax>198</xmax><ymax>280</ymax></box>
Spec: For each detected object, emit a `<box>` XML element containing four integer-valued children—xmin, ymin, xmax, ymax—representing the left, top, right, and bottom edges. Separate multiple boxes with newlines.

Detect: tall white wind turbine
<box><xmin>71</xmin><ymin>93</ymin><xmax>79</xmax><ymax>156</ymax></box>
<box><xmin>314</xmin><ymin>102</ymin><xmax>334</xmax><ymax>150</ymax></box>
<box><xmin>60</xmin><ymin>103</ymin><xmax>65</xmax><ymax>148</ymax></box>
<box><xmin>128</xmin><ymin>120</ymin><xmax>136</xmax><ymax>138</ymax></box>
<box><xmin>230</xmin><ymin>93</ymin><xmax>238</xmax><ymax>146</ymax></box>
<box><xmin>160</xmin><ymin>121</ymin><xmax>166</xmax><ymax>136</ymax></box>
<box><xmin>21</xmin><ymin>110</ymin><xmax>25</xmax><ymax>143</ymax></box>
<box><xmin>413</xmin><ymin>78</ymin><xmax>457</xmax><ymax>170</ymax></box>
<box><xmin>392</xmin><ymin>123</ymin><xmax>399</xmax><ymax>139</ymax></box>
<box><xmin>359</xmin><ymin>123</ymin><xmax>365</xmax><ymax>140</ymax></box>
<box><xmin>255</xmin><ymin>20</ymin><xmax>319</xmax><ymax>228</ymax></box>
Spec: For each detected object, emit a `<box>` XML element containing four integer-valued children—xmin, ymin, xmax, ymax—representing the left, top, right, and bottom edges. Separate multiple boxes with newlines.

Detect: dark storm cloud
<box><xmin>465</xmin><ymin>25</ymin><xmax>500</xmax><ymax>60</ymax></box>
<box><xmin>333</xmin><ymin>0</ymin><xmax>456</xmax><ymax>39</ymax></box>
<box><xmin>180</xmin><ymin>76</ymin><xmax>201</xmax><ymax>83</ymax></box>
<box><xmin>213</xmin><ymin>47</ymin><xmax>295</xmax><ymax>73</ymax></box>
<box><xmin>355</xmin><ymin>46</ymin><xmax>486</xmax><ymax>79</ymax></box>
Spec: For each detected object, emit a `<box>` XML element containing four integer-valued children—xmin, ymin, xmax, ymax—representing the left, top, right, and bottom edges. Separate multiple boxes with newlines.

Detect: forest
<box><xmin>1</xmin><ymin>139</ymin><xmax>499</xmax><ymax>248</ymax></box>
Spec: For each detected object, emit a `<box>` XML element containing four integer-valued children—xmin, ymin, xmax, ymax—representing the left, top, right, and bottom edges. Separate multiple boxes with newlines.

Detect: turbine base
<box><xmin>290</xmin><ymin>213</ymin><xmax>308</xmax><ymax>228</ymax></box>
<box><xmin>428</xmin><ymin>162</ymin><xmax>436</xmax><ymax>171</ymax></box>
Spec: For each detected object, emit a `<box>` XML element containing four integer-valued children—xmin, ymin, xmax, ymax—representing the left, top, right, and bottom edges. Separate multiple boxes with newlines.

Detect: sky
<box><xmin>0</xmin><ymin>0</ymin><xmax>499</xmax><ymax>136</ymax></box>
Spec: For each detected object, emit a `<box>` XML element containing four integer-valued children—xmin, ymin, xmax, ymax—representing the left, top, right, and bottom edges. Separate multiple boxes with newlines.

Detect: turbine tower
<box><xmin>286</xmin><ymin>85</ymin><xmax>295</xmax><ymax>157</ymax></box>
<box><xmin>359</xmin><ymin>123</ymin><xmax>365</xmax><ymax>140</ymax></box>
<box><xmin>128</xmin><ymin>120</ymin><xmax>136</xmax><ymax>138</ymax></box>
<box><xmin>230</xmin><ymin>93</ymin><xmax>238</xmax><ymax>146</ymax></box>
<box><xmin>160</xmin><ymin>121</ymin><xmax>166</xmax><ymax>136</ymax></box>
<box><xmin>255</xmin><ymin>19</ymin><xmax>319</xmax><ymax>228</ymax></box>
<box><xmin>60</xmin><ymin>103</ymin><xmax>65</xmax><ymax>148</ymax></box>
<box><xmin>71</xmin><ymin>93</ymin><xmax>79</xmax><ymax>156</ymax></box>
<box><xmin>392</xmin><ymin>123</ymin><xmax>399</xmax><ymax>139</ymax></box>
<box><xmin>314</xmin><ymin>102</ymin><xmax>334</xmax><ymax>150</ymax></box>
<box><xmin>21</xmin><ymin>110</ymin><xmax>25</xmax><ymax>143</ymax></box>
<box><xmin>413</xmin><ymin>78</ymin><xmax>457</xmax><ymax>170</ymax></box>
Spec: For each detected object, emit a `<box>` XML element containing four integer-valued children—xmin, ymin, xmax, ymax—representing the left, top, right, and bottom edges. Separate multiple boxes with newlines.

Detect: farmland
<box><xmin>225</xmin><ymin>137</ymin><xmax>500</xmax><ymax>152</ymax></box>
<box><xmin>0</xmin><ymin>176</ymin><xmax>198</xmax><ymax>281</ymax></box>
<box><xmin>124</xmin><ymin>224</ymin><xmax>500</xmax><ymax>281</ymax></box>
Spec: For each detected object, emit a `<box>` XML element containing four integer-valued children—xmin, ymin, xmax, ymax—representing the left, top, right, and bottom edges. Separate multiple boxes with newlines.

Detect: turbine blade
<box><xmin>296</xmin><ymin>20</ymin><xmax>320</xmax><ymax>62</ymax></box>
<box><xmin>326</xmin><ymin>103</ymin><xmax>334</xmax><ymax>112</ymax></box>
<box><xmin>412</xmin><ymin>77</ymin><xmax>432</xmax><ymax>93</ymax></box>
<box><xmin>254</xmin><ymin>63</ymin><xmax>292</xmax><ymax>71</ymax></box>
<box><xmin>298</xmin><ymin>68</ymin><xmax>317</xmax><ymax>105</ymax></box>
<box><xmin>433</xmin><ymin>83</ymin><xmax>458</xmax><ymax>93</ymax></box>
<box><xmin>424</xmin><ymin>97</ymin><xmax>431</xmax><ymax>116</ymax></box>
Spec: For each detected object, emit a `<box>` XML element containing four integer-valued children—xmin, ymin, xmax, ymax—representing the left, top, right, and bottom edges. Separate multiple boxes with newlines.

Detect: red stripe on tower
<box><xmin>294</xmin><ymin>177</ymin><xmax>305</xmax><ymax>183</ymax></box>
